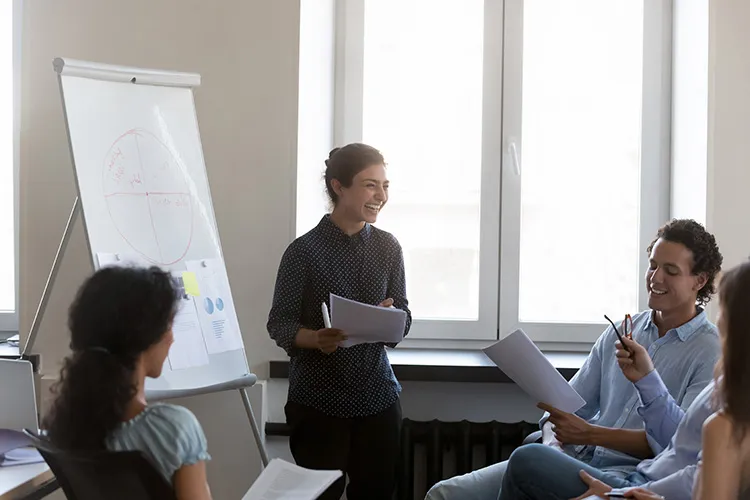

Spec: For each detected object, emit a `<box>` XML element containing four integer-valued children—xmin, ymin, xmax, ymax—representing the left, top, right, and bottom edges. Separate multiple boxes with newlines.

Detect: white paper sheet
<box><xmin>185</xmin><ymin>259</ymin><xmax>244</xmax><ymax>354</ymax></box>
<box><xmin>0</xmin><ymin>429</ymin><xmax>31</xmax><ymax>456</ymax></box>
<box><xmin>242</xmin><ymin>458</ymin><xmax>342</xmax><ymax>500</ymax></box>
<box><xmin>0</xmin><ymin>448</ymin><xmax>44</xmax><ymax>467</ymax></box>
<box><xmin>168</xmin><ymin>272</ymin><xmax>210</xmax><ymax>370</ymax></box>
<box><xmin>483</xmin><ymin>329</ymin><xmax>586</xmax><ymax>413</ymax></box>
<box><xmin>329</xmin><ymin>294</ymin><xmax>407</xmax><ymax>348</ymax></box>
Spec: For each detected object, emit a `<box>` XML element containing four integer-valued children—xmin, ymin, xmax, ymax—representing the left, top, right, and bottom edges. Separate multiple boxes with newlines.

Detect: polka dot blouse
<box><xmin>267</xmin><ymin>215</ymin><xmax>412</xmax><ymax>418</ymax></box>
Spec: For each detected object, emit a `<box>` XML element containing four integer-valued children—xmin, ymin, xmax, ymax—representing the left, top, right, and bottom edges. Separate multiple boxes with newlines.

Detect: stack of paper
<box><xmin>329</xmin><ymin>294</ymin><xmax>407</xmax><ymax>347</ymax></box>
<box><xmin>0</xmin><ymin>429</ymin><xmax>44</xmax><ymax>467</ymax></box>
<box><xmin>242</xmin><ymin>459</ymin><xmax>342</xmax><ymax>500</ymax></box>
<box><xmin>482</xmin><ymin>329</ymin><xmax>586</xmax><ymax>413</ymax></box>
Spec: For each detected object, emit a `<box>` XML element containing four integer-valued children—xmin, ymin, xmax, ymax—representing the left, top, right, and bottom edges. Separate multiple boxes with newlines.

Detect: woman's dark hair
<box><xmin>43</xmin><ymin>266</ymin><xmax>178</xmax><ymax>450</ymax></box>
<box><xmin>646</xmin><ymin>218</ymin><xmax>723</xmax><ymax>306</ymax></box>
<box><xmin>715</xmin><ymin>260</ymin><xmax>750</xmax><ymax>441</ymax></box>
<box><xmin>324</xmin><ymin>143</ymin><xmax>385</xmax><ymax>205</ymax></box>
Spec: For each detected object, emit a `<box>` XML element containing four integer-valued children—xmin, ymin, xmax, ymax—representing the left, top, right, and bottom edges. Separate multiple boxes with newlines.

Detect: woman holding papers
<box><xmin>267</xmin><ymin>143</ymin><xmax>412</xmax><ymax>500</ymax></box>
<box><xmin>44</xmin><ymin>266</ymin><xmax>212</xmax><ymax>500</ymax></box>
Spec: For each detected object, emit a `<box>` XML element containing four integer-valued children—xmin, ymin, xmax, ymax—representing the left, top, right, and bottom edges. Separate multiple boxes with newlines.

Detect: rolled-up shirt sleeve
<box><xmin>635</xmin><ymin>370</ymin><xmax>685</xmax><ymax>453</ymax></box>
<box><xmin>267</xmin><ymin>241</ymin><xmax>308</xmax><ymax>356</ymax></box>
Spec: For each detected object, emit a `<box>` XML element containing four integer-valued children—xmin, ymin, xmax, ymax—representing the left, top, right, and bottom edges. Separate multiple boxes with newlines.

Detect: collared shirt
<box><xmin>267</xmin><ymin>215</ymin><xmax>412</xmax><ymax>418</ymax></box>
<box><xmin>542</xmin><ymin>309</ymin><xmax>719</xmax><ymax>470</ymax></box>
<box><xmin>617</xmin><ymin>379</ymin><xmax>715</xmax><ymax>499</ymax></box>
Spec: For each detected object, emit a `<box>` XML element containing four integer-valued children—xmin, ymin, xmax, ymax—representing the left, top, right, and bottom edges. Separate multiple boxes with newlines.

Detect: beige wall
<box><xmin>706</xmin><ymin>0</ymin><xmax>750</xmax><ymax>270</ymax></box>
<box><xmin>20</xmin><ymin>1</ymin><xmax>300</xmax><ymax>497</ymax></box>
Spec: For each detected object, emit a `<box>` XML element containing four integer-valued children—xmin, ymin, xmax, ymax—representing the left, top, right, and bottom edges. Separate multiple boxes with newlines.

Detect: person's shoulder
<box><xmin>282</xmin><ymin>232</ymin><xmax>315</xmax><ymax>259</ymax></box>
<box><xmin>143</xmin><ymin>403</ymin><xmax>203</xmax><ymax>435</ymax></box>
<box><xmin>143</xmin><ymin>404</ymin><xmax>208</xmax><ymax>456</ymax></box>
<box><xmin>370</xmin><ymin>226</ymin><xmax>401</xmax><ymax>247</ymax></box>
<box><xmin>695</xmin><ymin>317</ymin><xmax>720</xmax><ymax>338</ymax></box>
<box><xmin>703</xmin><ymin>411</ymin><xmax>736</xmax><ymax>445</ymax></box>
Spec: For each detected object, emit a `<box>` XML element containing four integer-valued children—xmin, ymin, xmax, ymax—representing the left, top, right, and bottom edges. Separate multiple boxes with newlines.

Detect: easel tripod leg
<box><xmin>240</xmin><ymin>387</ymin><xmax>270</xmax><ymax>467</ymax></box>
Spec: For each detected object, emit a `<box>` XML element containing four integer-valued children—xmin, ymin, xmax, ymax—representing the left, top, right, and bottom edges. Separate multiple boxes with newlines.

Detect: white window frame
<box><xmin>499</xmin><ymin>0</ymin><xmax>672</xmax><ymax>343</ymax></box>
<box><xmin>331</xmin><ymin>0</ymin><xmax>672</xmax><ymax>344</ymax></box>
<box><xmin>0</xmin><ymin>0</ymin><xmax>21</xmax><ymax>333</ymax></box>
<box><xmin>334</xmin><ymin>0</ymin><xmax>502</xmax><ymax>341</ymax></box>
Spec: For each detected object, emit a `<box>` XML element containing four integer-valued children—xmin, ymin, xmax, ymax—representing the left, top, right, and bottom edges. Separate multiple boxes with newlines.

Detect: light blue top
<box><xmin>541</xmin><ymin>309</ymin><xmax>719</xmax><ymax>470</ymax></box>
<box><xmin>610</xmin><ymin>377</ymin><xmax>715</xmax><ymax>499</ymax></box>
<box><xmin>107</xmin><ymin>403</ymin><xmax>211</xmax><ymax>484</ymax></box>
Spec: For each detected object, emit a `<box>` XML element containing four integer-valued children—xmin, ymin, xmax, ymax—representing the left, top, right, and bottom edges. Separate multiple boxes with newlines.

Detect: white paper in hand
<box><xmin>242</xmin><ymin>458</ymin><xmax>342</xmax><ymax>500</ymax></box>
<box><xmin>329</xmin><ymin>294</ymin><xmax>406</xmax><ymax>347</ymax></box>
<box><xmin>483</xmin><ymin>329</ymin><xmax>585</xmax><ymax>413</ymax></box>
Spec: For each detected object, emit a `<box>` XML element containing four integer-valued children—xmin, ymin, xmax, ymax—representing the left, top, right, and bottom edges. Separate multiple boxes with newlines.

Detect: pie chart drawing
<box><xmin>204</xmin><ymin>297</ymin><xmax>214</xmax><ymax>315</ymax></box>
<box><xmin>102</xmin><ymin>129</ymin><xmax>194</xmax><ymax>265</ymax></box>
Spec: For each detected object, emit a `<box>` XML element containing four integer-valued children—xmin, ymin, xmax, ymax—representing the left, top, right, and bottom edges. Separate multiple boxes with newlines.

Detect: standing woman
<box><xmin>268</xmin><ymin>143</ymin><xmax>411</xmax><ymax>500</ymax></box>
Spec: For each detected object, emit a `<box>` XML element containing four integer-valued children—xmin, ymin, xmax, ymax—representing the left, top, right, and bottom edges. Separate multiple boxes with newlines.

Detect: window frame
<box><xmin>0</xmin><ymin>0</ymin><xmax>21</xmax><ymax>333</ymax></box>
<box><xmin>499</xmin><ymin>0</ymin><xmax>672</xmax><ymax>343</ymax></box>
<box><xmin>334</xmin><ymin>0</ymin><xmax>503</xmax><ymax>340</ymax></box>
<box><xmin>328</xmin><ymin>0</ymin><xmax>672</xmax><ymax>344</ymax></box>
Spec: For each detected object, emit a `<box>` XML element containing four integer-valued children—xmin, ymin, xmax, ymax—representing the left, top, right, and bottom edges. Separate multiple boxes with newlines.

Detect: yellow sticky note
<box><xmin>182</xmin><ymin>271</ymin><xmax>201</xmax><ymax>296</ymax></box>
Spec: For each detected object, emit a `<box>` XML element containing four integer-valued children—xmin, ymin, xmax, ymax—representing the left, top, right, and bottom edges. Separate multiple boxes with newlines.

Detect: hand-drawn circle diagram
<box><xmin>102</xmin><ymin>128</ymin><xmax>194</xmax><ymax>265</ymax></box>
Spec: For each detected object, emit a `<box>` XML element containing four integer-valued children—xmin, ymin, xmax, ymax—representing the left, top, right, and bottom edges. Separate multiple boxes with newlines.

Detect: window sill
<box><xmin>268</xmin><ymin>348</ymin><xmax>587</xmax><ymax>383</ymax></box>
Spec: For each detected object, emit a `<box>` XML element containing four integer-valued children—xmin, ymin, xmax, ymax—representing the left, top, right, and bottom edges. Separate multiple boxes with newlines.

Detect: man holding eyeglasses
<box><xmin>425</xmin><ymin>219</ymin><xmax>723</xmax><ymax>500</ymax></box>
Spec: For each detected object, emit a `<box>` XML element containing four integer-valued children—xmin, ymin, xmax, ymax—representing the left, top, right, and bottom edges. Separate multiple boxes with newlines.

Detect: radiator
<box><xmin>397</xmin><ymin>419</ymin><xmax>538</xmax><ymax>500</ymax></box>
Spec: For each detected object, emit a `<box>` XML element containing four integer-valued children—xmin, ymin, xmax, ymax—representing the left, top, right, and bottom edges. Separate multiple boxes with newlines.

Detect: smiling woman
<box><xmin>267</xmin><ymin>142</ymin><xmax>412</xmax><ymax>500</ymax></box>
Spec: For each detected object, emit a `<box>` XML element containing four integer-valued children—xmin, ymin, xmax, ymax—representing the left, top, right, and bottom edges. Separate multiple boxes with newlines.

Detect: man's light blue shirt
<box><xmin>541</xmin><ymin>309</ymin><xmax>720</xmax><ymax>470</ymax></box>
<box><xmin>608</xmin><ymin>379</ymin><xmax>715</xmax><ymax>499</ymax></box>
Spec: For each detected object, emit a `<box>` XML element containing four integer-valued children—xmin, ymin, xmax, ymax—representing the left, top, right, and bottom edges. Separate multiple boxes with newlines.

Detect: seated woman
<box><xmin>43</xmin><ymin>266</ymin><xmax>212</xmax><ymax>500</ymax></box>
<box><xmin>693</xmin><ymin>260</ymin><xmax>750</xmax><ymax>500</ymax></box>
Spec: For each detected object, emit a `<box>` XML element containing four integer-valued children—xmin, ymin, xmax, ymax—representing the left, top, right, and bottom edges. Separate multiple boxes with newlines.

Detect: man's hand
<box><xmin>538</xmin><ymin>403</ymin><xmax>595</xmax><ymax>446</ymax></box>
<box><xmin>570</xmin><ymin>470</ymin><xmax>612</xmax><ymax>500</ymax></box>
<box><xmin>379</xmin><ymin>298</ymin><xmax>394</xmax><ymax>307</ymax></box>
<box><xmin>615</xmin><ymin>336</ymin><xmax>654</xmax><ymax>383</ymax></box>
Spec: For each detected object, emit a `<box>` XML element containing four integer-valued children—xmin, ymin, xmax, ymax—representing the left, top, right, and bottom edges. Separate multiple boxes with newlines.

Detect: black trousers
<box><xmin>285</xmin><ymin>399</ymin><xmax>402</xmax><ymax>500</ymax></box>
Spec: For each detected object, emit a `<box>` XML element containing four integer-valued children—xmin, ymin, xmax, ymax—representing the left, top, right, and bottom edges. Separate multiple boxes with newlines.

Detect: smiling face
<box><xmin>331</xmin><ymin>163</ymin><xmax>389</xmax><ymax>224</ymax></box>
<box><xmin>645</xmin><ymin>238</ymin><xmax>708</xmax><ymax>313</ymax></box>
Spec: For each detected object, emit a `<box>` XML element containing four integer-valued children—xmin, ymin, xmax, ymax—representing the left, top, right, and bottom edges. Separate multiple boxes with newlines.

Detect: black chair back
<box><xmin>23</xmin><ymin>429</ymin><xmax>176</xmax><ymax>500</ymax></box>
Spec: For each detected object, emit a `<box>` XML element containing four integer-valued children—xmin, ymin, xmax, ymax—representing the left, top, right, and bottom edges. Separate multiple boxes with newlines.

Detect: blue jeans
<box><xmin>499</xmin><ymin>444</ymin><xmax>645</xmax><ymax>500</ymax></box>
<box><xmin>424</xmin><ymin>460</ymin><xmax>508</xmax><ymax>500</ymax></box>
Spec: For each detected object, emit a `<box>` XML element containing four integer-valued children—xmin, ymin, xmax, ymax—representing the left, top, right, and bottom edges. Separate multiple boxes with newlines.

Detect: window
<box><xmin>297</xmin><ymin>0</ymin><xmax>671</xmax><ymax>343</ymax></box>
<box><xmin>0</xmin><ymin>0</ymin><xmax>20</xmax><ymax>332</ymax></box>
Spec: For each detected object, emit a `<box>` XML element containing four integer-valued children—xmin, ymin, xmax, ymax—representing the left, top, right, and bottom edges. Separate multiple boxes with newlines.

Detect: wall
<box><xmin>706</xmin><ymin>0</ymin><xmax>750</xmax><ymax>270</ymax></box>
<box><xmin>20</xmin><ymin>1</ymin><xmax>300</xmax><ymax>498</ymax></box>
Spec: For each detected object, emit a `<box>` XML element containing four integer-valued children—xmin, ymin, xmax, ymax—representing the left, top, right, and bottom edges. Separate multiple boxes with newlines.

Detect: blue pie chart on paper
<box><xmin>204</xmin><ymin>297</ymin><xmax>214</xmax><ymax>314</ymax></box>
<box><xmin>216</xmin><ymin>298</ymin><xmax>224</xmax><ymax>311</ymax></box>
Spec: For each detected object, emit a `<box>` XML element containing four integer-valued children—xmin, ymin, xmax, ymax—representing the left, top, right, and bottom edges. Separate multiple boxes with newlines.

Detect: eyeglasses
<box><xmin>604</xmin><ymin>313</ymin><xmax>633</xmax><ymax>352</ymax></box>
<box><xmin>622</xmin><ymin>313</ymin><xmax>633</xmax><ymax>339</ymax></box>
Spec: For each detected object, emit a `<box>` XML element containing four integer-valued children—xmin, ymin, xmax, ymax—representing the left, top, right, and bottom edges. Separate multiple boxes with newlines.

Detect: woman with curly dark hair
<box><xmin>43</xmin><ymin>266</ymin><xmax>212</xmax><ymax>500</ymax></box>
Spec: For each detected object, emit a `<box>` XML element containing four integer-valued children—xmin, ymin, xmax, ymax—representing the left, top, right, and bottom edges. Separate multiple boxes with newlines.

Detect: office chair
<box><xmin>23</xmin><ymin>429</ymin><xmax>176</xmax><ymax>500</ymax></box>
